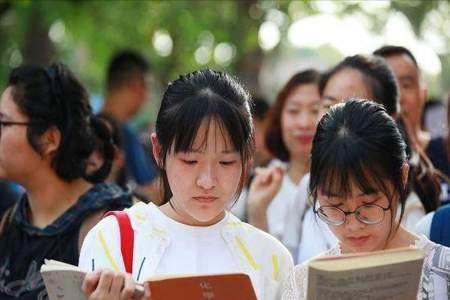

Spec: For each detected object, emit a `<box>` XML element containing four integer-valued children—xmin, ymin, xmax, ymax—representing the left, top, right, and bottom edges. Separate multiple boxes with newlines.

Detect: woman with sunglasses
<box><xmin>282</xmin><ymin>99</ymin><xmax>450</xmax><ymax>300</ymax></box>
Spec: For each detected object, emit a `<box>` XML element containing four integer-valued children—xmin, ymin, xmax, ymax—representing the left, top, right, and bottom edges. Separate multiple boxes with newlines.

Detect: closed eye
<box><xmin>181</xmin><ymin>159</ymin><xmax>197</xmax><ymax>165</ymax></box>
<box><xmin>220</xmin><ymin>161</ymin><xmax>236</xmax><ymax>166</ymax></box>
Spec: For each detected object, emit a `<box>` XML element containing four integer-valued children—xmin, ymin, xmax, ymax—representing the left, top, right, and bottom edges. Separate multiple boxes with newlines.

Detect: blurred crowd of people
<box><xmin>1</xmin><ymin>44</ymin><xmax>450</xmax><ymax>299</ymax></box>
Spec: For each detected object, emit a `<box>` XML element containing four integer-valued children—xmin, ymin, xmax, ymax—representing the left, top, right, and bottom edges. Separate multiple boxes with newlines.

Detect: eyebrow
<box><xmin>398</xmin><ymin>76</ymin><xmax>415</xmax><ymax>82</ymax></box>
<box><xmin>184</xmin><ymin>149</ymin><xmax>238</xmax><ymax>154</ymax></box>
<box><xmin>322</xmin><ymin>95</ymin><xmax>339</xmax><ymax>102</ymax></box>
<box><xmin>356</xmin><ymin>191</ymin><xmax>378</xmax><ymax>197</ymax></box>
<box><xmin>322</xmin><ymin>190</ymin><xmax>378</xmax><ymax>198</ymax></box>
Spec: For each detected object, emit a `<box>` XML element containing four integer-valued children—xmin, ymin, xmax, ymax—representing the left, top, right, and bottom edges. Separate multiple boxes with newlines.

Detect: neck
<box><xmin>416</xmin><ymin>128</ymin><xmax>431</xmax><ymax>150</ymax></box>
<box><xmin>159</xmin><ymin>201</ymin><xmax>226</xmax><ymax>227</ymax></box>
<box><xmin>385</xmin><ymin>225</ymin><xmax>420</xmax><ymax>249</ymax></box>
<box><xmin>287</xmin><ymin>155</ymin><xmax>310</xmax><ymax>184</ymax></box>
<box><xmin>25</xmin><ymin>174</ymin><xmax>92</xmax><ymax>228</ymax></box>
<box><xmin>103</xmin><ymin>91</ymin><xmax>131</xmax><ymax>122</ymax></box>
<box><xmin>406</xmin><ymin>116</ymin><xmax>430</xmax><ymax>150</ymax></box>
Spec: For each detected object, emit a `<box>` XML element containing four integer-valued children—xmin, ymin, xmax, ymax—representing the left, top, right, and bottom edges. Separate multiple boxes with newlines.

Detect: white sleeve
<box><xmin>414</xmin><ymin>212</ymin><xmax>434</xmax><ymax>238</ymax></box>
<box><xmin>78</xmin><ymin>216</ymin><xmax>125</xmax><ymax>273</ymax></box>
<box><xmin>281</xmin><ymin>175</ymin><xmax>309</xmax><ymax>261</ymax></box>
<box><xmin>297</xmin><ymin>208</ymin><xmax>337</xmax><ymax>263</ymax></box>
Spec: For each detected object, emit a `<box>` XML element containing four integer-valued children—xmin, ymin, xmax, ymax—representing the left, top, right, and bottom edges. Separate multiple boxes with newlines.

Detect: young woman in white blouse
<box><xmin>282</xmin><ymin>99</ymin><xmax>450</xmax><ymax>300</ymax></box>
<box><xmin>79</xmin><ymin>69</ymin><xmax>293</xmax><ymax>300</ymax></box>
<box><xmin>247</xmin><ymin>70</ymin><xmax>321</xmax><ymax>246</ymax></box>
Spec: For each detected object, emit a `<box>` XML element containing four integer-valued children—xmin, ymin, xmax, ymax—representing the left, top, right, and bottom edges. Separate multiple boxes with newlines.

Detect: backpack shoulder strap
<box><xmin>104</xmin><ymin>210</ymin><xmax>135</xmax><ymax>274</ymax></box>
<box><xmin>430</xmin><ymin>204</ymin><xmax>450</xmax><ymax>247</ymax></box>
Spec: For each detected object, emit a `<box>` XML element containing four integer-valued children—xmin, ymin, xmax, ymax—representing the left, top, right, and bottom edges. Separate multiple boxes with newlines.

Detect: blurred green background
<box><xmin>1</xmin><ymin>0</ymin><xmax>449</xmax><ymax>126</ymax></box>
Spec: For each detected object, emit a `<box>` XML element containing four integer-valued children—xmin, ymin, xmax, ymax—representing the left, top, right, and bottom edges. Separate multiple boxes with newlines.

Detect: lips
<box><xmin>347</xmin><ymin>235</ymin><xmax>370</xmax><ymax>246</ymax></box>
<box><xmin>192</xmin><ymin>196</ymin><xmax>218</xmax><ymax>204</ymax></box>
<box><xmin>296</xmin><ymin>135</ymin><xmax>314</xmax><ymax>144</ymax></box>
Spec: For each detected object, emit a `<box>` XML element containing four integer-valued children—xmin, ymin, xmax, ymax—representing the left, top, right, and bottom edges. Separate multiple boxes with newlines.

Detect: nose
<box><xmin>344</xmin><ymin>212</ymin><xmax>365</xmax><ymax>232</ymax></box>
<box><xmin>296</xmin><ymin>111</ymin><xmax>314</xmax><ymax>129</ymax></box>
<box><xmin>196</xmin><ymin>164</ymin><xmax>217</xmax><ymax>190</ymax></box>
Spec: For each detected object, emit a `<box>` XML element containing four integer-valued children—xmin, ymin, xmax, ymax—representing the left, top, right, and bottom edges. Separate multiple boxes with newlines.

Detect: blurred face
<box><xmin>384</xmin><ymin>54</ymin><xmax>425</xmax><ymax>128</ymax></box>
<box><xmin>253</xmin><ymin>118</ymin><xmax>271</xmax><ymax>165</ymax></box>
<box><xmin>128</xmin><ymin>73</ymin><xmax>148</xmax><ymax>117</ymax></box>
<box><xmin>281</xmin><ymin>83</ymin><xmax>320</xmax><ymax>160</ymax></box>
<box><xmin>0</xmin><ymin>87</ymin><xmax>44</xmax><ymax>183</ymax></box>
<box><xmin>321</xmin><ymin>68</ymin><xmax>373</xmax><ymax>114</ymax></box>
<box><xmin>317</xmin><ymin>180</ymin><xmax>396</xmax><ymax>253</ymax></box>
<box><xmin>162</xmin><ymin>120</ymin><xmax>242</xmax><ymax>226</ymax></box>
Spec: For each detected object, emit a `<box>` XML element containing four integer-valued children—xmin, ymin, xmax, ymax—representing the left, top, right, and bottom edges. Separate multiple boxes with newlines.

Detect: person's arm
<box><xmin>247</xmin><ymin>165</ymin><xmax>285</xmax><ymax>232</ymax></box>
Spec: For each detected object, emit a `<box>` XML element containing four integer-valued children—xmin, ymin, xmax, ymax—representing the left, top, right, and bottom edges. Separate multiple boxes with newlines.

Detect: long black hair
<box><xmin>310</xmin><ymin>99</ymin><xmax>408</xmax><ymax>228</ymax></box>
<box><xmin>7</xmin><ymin>63</ymin><xmax>114</xmax><ymax>183</ymax></box>
<box><xmin>320</xmin><ymin>54</ymin><xmax>440</xmax><ymax>213</ymax></box>
<box><xmin>154</xmin><ymin>69</ymin><xmax>254</xmax><ymax>205</ymax></box>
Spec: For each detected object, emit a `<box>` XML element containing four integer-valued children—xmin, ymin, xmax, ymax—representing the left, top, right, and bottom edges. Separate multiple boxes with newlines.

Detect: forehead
<box><xmin>188</xmin><ymin>118</ymin><xmax>236</xmax><ymax>152</ymax></box>
<box><xmin>384</xmin><ymin>54</ymin><xmax>418</xmax><ymax>81</ymax></box>
<box><xmin>323</xmin><ymin>68</ymin><xmax>373</xmax><ymax>102</ymax></box>
<box><xmin>285</xmin><ymin>83</ymin><xmax>320</xmax><ymax>106</ymax></box>
<box><xmin>0</xmin><ymin>87</ymin><xmax>24</xmax><ymax>119</ymax></box>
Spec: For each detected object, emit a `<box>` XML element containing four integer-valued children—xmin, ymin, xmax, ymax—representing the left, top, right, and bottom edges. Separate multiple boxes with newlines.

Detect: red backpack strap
<box><xmin>104</xmin><ymin>210</ymin><xmax>134</xmax><ymax>274</ymax></box>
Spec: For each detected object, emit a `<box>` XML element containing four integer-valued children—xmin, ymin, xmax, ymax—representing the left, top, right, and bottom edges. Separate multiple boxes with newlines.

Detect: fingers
<box><xmin>254</xmin><ymin>165</ymin><xmax>285</xmax><ymax>186</ymax></box>
<box><xmin>110</xmin><ymin>273</ymin><xmax>125</xmax><ymax>296</ymax></box>
<box><xmin>86</xmin><ymin>270</ymin><xmax>123</xmax><ymax>300</ymax></box>
<box><xmin>141</xmin><ymin>282</ymin><xmax>152</xmax><ymax>300</ymax></box>
<box><xmin>82</xmin><ymin>271</ymin><xmax>101</xmax><ymax>296</ymax></box>
<box><xmin>120</xmin><ymin>273</ymin><xmax>136</xmax><ymax>299</ymax></box>
<box><xmin>97</xmin><ymin>270</ymin><xmax>115</xmax><ymax>293</ymax></box>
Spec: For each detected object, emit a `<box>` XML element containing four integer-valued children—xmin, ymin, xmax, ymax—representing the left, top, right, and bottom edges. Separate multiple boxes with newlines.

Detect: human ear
<box><xmin>150</xmin><ymin>133</ymin><xmax>163</xmax><ymax>169</ymax></box>
<box><xmin>401</xmin><ymin>163</ymin><xmax>410</xmax><ymax>189</ymax></box>
<box><xmin>40</xmin><ymin>126</ymin><xmax>61</xmax><ymax>157</ymax></box>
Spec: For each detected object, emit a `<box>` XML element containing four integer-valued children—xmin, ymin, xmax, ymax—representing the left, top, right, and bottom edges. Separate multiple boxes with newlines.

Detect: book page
<box><xmin>41</xmin><ymin>269</ymin><xmax>87</xmax><ymax>300</ymax></box>
<box><xmin>307</xmin><ymin>259</ymin><xmax>423</xmax><ymax>300</ymax></box>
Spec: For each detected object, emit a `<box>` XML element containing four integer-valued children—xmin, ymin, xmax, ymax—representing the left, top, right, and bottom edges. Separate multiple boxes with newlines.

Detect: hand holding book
<box><xmin>41</xmin><ymin>260</ymin><xmax>257</xmax><ymax>300</ymax></box>
<box><xmin>82</xmin><ymin>270</ymin><xmax>148</xmax><ymax>300</ymax></box>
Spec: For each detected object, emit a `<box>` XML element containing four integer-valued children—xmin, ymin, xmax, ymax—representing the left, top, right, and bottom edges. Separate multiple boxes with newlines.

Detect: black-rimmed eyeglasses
<box><xmin>0</xmin><ymin>120</ymin><xmax>41</xmax><ymax>137</ymax></box>
<box><xmin>314</xmin><ymin>203</ymin><xmax>391</xmax><ymax>226</ymax></box>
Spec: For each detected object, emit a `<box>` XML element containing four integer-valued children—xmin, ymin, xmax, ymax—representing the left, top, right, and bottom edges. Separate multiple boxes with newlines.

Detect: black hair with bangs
<box><xmin>155</xmin><ymin>69</ymin><xmax>254</xmax><ymax>204</ymax></box>
<box><xmin>310</xmin><ymin>99</ymin><xmax>408</xmax><ymax>227</ymax></box>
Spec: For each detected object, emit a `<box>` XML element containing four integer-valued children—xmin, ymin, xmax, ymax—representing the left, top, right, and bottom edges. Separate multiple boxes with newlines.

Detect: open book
<box><xmin>307</xmin><ymin>247</ymin><xmax>425</xmax><ymax>300</ymax></box>
<box><xmin>40</xmin><ymin>260</ymin><xmax>257</xmax><ymax>300</ymax></box>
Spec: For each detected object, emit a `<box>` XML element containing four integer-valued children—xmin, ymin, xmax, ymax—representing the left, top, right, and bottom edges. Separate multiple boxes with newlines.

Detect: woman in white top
<box><xmin>247</xmin><ymin>70</ymin><xmax>321</xmax><ymax>247</ymax></box>
<box><xmin>282</xmin><ymin>99</ymin><xmax>450</xmax><ymax>300</ymax></box>
<box><xmin>80</xmin><ymin>69</ymin><xmax>293</xmax><ymax>300</ymax></box>
<box><xmin>291</xmin><ymin>55</ymin><xmax>426</xmax><ymax>263</ymax></box>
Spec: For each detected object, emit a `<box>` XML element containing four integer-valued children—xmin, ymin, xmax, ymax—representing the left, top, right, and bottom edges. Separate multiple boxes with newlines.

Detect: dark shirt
<box><xmin>426</xmin><ymin>137</ymin><xmax>450</xmax><ymax>177</ymax></box>
<box><xmin>0</xmin><ymin>183</ymin><xmax>132</xmax><ymax>299</ymax></box>
<box><xmin>122</xmin><ymin>124</ymin><xmax>157</xmax><ymax>185</ymax></box>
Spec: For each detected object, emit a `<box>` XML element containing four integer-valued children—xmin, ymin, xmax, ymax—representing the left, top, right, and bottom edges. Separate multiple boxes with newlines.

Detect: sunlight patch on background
<box><xmin>153</xmin><ymin>30</ymin><xmax>173</xmax><ymax>57</ymax></box>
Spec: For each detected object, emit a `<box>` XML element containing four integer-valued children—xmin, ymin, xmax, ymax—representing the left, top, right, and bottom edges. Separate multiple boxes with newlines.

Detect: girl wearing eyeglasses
<box><xmin>282</xmin><ymin>99</ymin><xmax>450</xmax><ymax>300</ymax></box>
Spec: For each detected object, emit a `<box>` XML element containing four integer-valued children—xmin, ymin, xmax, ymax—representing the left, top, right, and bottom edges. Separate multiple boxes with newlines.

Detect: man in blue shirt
<box><xmin>101</xmin><ymin>50</ymin><xmax>159</xmax><ymax>203</ymax></box>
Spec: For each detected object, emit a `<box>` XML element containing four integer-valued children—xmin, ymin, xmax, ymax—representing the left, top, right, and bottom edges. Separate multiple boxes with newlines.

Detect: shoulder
<box><xmin>82</xmin><ymin>202</ymin><xmax>157</xmax><ymax>248</ymax></box>
<box><xmin>423</xmin><ymin>239</ymin><xmax>450</xmax><ymax>268</ymax></box>
<box><xmin>228</xmin><ymin>213</ymin><xmax>291</xmax><ymax>256</ymax></box>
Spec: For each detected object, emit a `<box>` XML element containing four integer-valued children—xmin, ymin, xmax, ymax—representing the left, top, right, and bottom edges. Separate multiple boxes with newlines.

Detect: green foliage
<box><xmin>0</xmin><ymin>0</ymin><xmax>448</xmax><ymax>99</ymax></box>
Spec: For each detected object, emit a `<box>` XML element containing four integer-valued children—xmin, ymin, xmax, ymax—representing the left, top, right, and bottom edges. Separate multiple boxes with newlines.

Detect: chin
<box><xmin>190</xmin><ymin>210</ymin><xmax>224</xmax><ymax>225</ymax></box>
